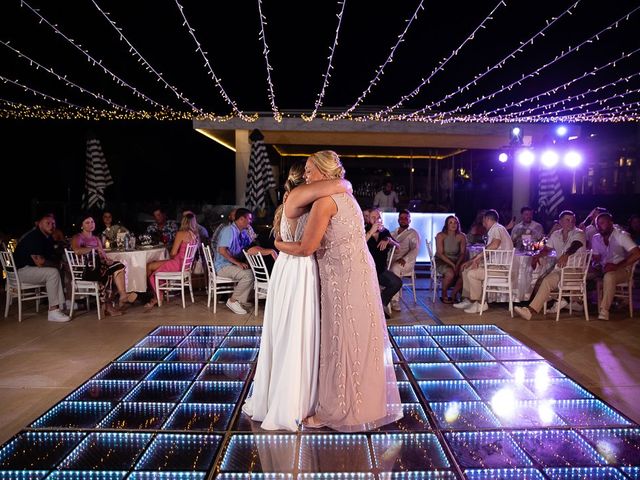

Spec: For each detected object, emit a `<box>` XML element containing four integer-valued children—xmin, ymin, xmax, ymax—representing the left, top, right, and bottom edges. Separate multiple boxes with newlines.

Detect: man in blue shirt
<box><xmin>215</xmin><ymin>208</ymin><xmax>277</xmax><ymax>314</ymax></box>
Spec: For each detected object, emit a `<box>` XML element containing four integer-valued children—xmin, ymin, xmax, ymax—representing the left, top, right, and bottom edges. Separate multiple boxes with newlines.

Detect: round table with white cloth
<box><xmin>105</xmin><ymin>246</ymin><xmax>168</xmax><ymax>292</ymax></box>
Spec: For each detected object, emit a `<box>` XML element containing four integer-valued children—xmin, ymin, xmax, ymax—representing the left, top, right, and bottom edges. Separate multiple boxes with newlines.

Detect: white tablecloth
<box><xmin>467</xmin><ymin>246</ymin><xmax>556</xmax><ymax>302</ymax></box>
<box><xmin>106</xmin><ymin>247</ymin><xmax>168</xmax><ymax>292</ymax></box>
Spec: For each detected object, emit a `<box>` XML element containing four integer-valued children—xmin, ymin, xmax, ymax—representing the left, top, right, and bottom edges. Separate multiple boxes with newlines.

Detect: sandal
<box><xmin>104</xmin><ymin>304</ymin><xmax>123</xmax><ymax>317</ymax></box>
<box><xmin>143</xmin><ymin>299</ymin><xmax>158</xmax><ymax>312</ymax></box>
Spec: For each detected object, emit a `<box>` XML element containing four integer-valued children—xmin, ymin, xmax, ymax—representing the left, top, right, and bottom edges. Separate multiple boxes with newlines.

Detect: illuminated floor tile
<box><xmin>393</xmin><ymin>336</ymin><xmax>439</xmax><ymax>349</ymax></box>
<box><xmin>299</xmin><ymin>435</ymin><xmax>372</xmax><ymax>472</ymax></box>
<box><xmin>145</xmin><ymin>363</ymin><xmax>204</xmax><ymax>382</ymax></box>
<box><xmin>212</xmin><ymin>348</ymin><xmax>259</xmax><ymax>363</ymax></box>
<box><xmin>543</xmin><ymin>467</ymin><xmax>627</xmax><ymax>479</ymax></box>
<box><xmin>399</xmin><ymin>348</ymin><xmax>449</xmax><ymax>363</ymax></box>
<box><xmin>553</xmin><ymin>399</ymin><xmax>633</xmax><ymax>427</ymax></box>
<box><xmin>93</xmin><ymin>363</ymin><xmax>155</xmax><ymax>381</ymax></box>
<box><xmin>197</xmin><ymin>363</ymin><xmax>252</xmax><ymax>382</ymax></box>
<box><xmin>511</xmin><ymin>430</ymin><xmax>607</xmax><ymax>467</ymax></box>
<box><xmin>65</xmin><ymin>381</ymin><xmax>137</xmax><ymax>402</ymax></box>
<box><xmin>430</xmin><ymin>401</ymin><xmax>501</xmax><ymax>430</ymax></box>
<box><xmin>182</xmin><ymin>381</ymin><xmax>244</xmax><ymax>404</ymax></box>
<box><xmin>98</xmin><ymin>403</ymin><xmax>174</xmax><ymax>430</ymax></box>
<box><xmin>162</xmin><ymin>403</ymin><xmax>235</xmax><ymax>432</ymax></box>
<box><xmin>433</xmin><ymin>335</ymin><xmax>480</xmax><ymax>348</ymax></box>
<box><xmin>134</xmin><ymin>433</ymin><xmax>222</xmax><ymax>471</ymax></box>
<box><xmin>374</xmin><ymin>403</ymin><xmax>432</xmax><ymax>432</ymax></box>
<box><xmin>58</xmin><ymin>432</ymin><xmax>153</xmax><ymax>470</ymax></box>
<box><xmin>221</xmin><ymin>435</ymin><xmax>296</xmax><ymax>472</ymax></box>
<box><xmin>455</xmin><ymin>362</ymin><xmax>513</xmax><ymax>380</ymax></box>
<box><xmin>30</xmin><ymin>402</ymin><xmax>112</xmax><ymax>429</ymax></box>
<box><xmin>371</xmin><ymin>433</ymin><xmax>450</xmax><ymax>471</ymax></box>
<box><xmin>445</xmin><ymin>431</ymin><xmax>533</xmax><ymax>469</ymax></box>
<box><xmin>408</xmin><ymin>363</ymin><xmax>463</xmax><ymax>381</ymax></box>
<box><xmin>418</xmin><ymin>380</ymin><xmax>481</xmax><ymax>402</ymax></box>
<box><xmin>0</xmin><ymin>431</ymin><xmax>85</xmax><ymax>470</ymax></box>
<box><xmin>463</xmin><ymin>468</ymin><xmax>545</xmax><ymax>480</ymax></box>
<box><xmin>580</xmin><ymin>428</ymin><xmax>640</xmax><ymax>465</ymax></box>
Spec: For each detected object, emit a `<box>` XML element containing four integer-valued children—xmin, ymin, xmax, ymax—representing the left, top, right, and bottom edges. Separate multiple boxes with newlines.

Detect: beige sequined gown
<box><xmin>313</xmin><ymin>193</ymin><xmax>402</xmax><ymax>431</ymax></box>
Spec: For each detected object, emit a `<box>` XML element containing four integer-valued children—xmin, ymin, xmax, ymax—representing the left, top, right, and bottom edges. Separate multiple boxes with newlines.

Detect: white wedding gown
<box><xmin>242</xmin><ymin>210</ymin><xmax>320</xmax><ymax>431</ymax></box>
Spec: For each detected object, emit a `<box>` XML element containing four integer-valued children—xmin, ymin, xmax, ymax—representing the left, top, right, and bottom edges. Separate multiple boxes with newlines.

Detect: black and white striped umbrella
<box><xmin>245</xmin><ymin>131</ymin><xmax>275</xmax><ymax>211</ymax></box>
<box><xmin>81</xmin><ymin>137</ymin><xmax>113</xmax><ymax>210</ymax></box>
<box><xmin>537</xmin><ymin>166</ymin><xmax>564</xmax><ymax>216</ymax></box>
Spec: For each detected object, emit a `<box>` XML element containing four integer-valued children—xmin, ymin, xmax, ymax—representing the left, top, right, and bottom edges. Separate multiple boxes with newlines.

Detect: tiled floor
<box><xmin>0</xmin><ymin>279</ymin><xmax>639</xmax><ymax>479</ymax></box>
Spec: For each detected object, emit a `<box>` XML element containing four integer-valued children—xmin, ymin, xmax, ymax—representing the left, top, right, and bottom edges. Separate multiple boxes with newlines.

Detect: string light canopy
<box><xmin>1</xmin><ymin>1</ymin><xmax>638</xmax><ymax>123</ymax></box>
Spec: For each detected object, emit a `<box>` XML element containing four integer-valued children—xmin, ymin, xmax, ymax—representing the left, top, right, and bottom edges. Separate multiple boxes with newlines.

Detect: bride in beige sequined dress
<box><xmin>276</xmin><ymin>151</ymin><xmax>402</xmax><ymax>432</ymax></box>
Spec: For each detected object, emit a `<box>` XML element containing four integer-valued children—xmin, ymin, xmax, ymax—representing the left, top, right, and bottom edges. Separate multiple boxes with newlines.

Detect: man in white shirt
<box><xmin>511</xmin><ymin>206</ymin><xmax>544</xmax><ymax>250</ymax></box>
<box><xmin>389</xmin><ymin>209</ymin><xmax>420</xmax><ymax>311</ymax></box>
<box><xmin>514</xmin><ymin>210</ymin><xmax>586</xmax><ymax>320</ymax></box>
<box><xmin>454</xmin><ymin>209</ymin><xmax>514</xmax><ymax>313</ymax></box>
<box><xmin>591</xmin><ymin>212</ymin><xmax>640</xmax><ymax>320</ymax></box>
<box><xmin>373</xmin><ymin>181</ymin><xmax>399</xmax><ymax>212</ymax></box>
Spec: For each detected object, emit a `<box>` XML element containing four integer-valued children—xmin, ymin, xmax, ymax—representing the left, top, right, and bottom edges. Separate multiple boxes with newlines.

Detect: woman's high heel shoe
<box><xmin>104</xmin><ymin>304</ymin><xmax>123</xmax><ymax>316</ymax></box>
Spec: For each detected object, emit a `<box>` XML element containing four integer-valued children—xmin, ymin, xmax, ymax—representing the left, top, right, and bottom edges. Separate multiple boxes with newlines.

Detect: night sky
<box><xmin>2</xmin><ymin>0</ymin><xmax>639</xmax><ymax>234</ymax></box>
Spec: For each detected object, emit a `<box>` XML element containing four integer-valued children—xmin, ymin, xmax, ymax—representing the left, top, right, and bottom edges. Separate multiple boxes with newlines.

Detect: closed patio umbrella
<box><xmin>81</xmin><ymin>136</ymin><xmax>113</xmax><ymax>210</ymax></box>
<box><xmin>245</xmin><ymin>129</ymin><xmax>276</xmax><ymax>211</ymax></box>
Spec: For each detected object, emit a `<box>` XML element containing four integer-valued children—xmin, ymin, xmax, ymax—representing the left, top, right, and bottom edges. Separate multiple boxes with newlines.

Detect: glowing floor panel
<box><xmin>1</xmin><ymin>324</ymin><xmax>638</xmax><ymax>479</ymax></box>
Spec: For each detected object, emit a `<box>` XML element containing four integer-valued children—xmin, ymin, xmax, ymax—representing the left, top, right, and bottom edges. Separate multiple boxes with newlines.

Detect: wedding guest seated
<box><xmin>211</xmin><ymin>208</ymin><xmax>256</xmax><ymax>251</ymax></box>
<box><xmin>467</xmin><ymin>210</ymin><xmax>488</xmax><ymax>244</ymax></box>
<box><xmin>101</xmin><ymin>210</ymin><xmax>129</xmax><ymax>245</ymax></box>
<box><xmin>146</xmin><ymin>206</ymin><xmax>179</xmax><ymax>246</ymax></box>
<box><xmin>13</xmin><ymin>212</ymin><xmax>70</xmax><ymax>322</ymax></box>
<box><xmin>511</xmin><ymin>206</ymin><xmax>544</xmax><ymax>249</ymax></box>
<box><xmin>514</xmin><ymin>210</ymin><xmax>586</xmax><ymax>320</ymax></box>
<box><xmin>591</xmin><ymin>212</ymin><xmax>640</xmax><ymax>320</ymax></box>
<box><xmin>215</xmin><ymin>208</ymin><xmax>277</xmax><ymax>315</ymax></box>
<box><xmin>365</xmin><ymin>208</ymin><xmax>402</xmax><ymax>318</ymax></box>
<box><xmin>454</xmin><ymin>209</ymin><xmax>513</xmax><ymax>313</ymax></box>
<box><xmin>145</xmin><ymin>213</ymin><xmax>200</xmax><ymax>309</ymax></box>
<box><xmin>182</xmin><ymin>209</ymin><xmax>210</xmax><ymax>245</ymax></box>
<box><xmin>579</xmin><ymin>206</ymin><xmax>608</xmax><ymax>248</ymax></box>
<box><xmin>389</xmin><ymin>209</ymin><xmax>420</xmax><ymax>310</ymax></box>
<box><xmin>435</xmin><ymin>215</ymin><xmax>466</xmax><ymax>304</ymax></box>
<box><xmin>71</xmin><ymin>213</ymin><xmax>132</xmax><ymax>316</ymax></box>
<box><xmin>626</xmin><ymin>214</ymin><xmax>640</xmax><ymax>245</ymax></box>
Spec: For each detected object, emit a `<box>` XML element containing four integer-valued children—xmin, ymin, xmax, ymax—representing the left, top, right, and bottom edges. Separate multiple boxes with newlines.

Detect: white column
<box><xmin>235</xmin><ymin>129</ymin><xmax>250</xmax><ymax>206</ymax></box>
<box><xmin>512</xmin><ymin>160</ymin><xmax>531</xmax><ymax>219</ymax></box>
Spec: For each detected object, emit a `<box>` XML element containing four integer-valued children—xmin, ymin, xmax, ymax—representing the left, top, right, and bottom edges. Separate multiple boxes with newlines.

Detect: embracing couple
<box><xmin>242</xmin><ymin>150</ymin><xmax>403</xmax><ymax>432</ymax></box>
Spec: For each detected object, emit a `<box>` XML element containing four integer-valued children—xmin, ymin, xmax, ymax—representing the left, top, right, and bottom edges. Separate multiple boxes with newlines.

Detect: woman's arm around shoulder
<box><xmin>286</xmin><ymin>179</ymin><xmax>351</xmax><ymax>218</ymax></box>
<box><xmin>275</xmin><ymin>196</ymin><xmax>336</xmax><ymax>256</ymax></box>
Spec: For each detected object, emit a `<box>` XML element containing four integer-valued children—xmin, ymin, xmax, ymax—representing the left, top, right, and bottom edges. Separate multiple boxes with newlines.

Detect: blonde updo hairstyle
<box><xmin>308</xmin><ymin>150</ymin><xmax>346</xmax><ymax>179</ymax></box>
<box><xmin>272</xmin><ymin>162</ymin><xmax>305</xmax><ymax>236</ymax></box>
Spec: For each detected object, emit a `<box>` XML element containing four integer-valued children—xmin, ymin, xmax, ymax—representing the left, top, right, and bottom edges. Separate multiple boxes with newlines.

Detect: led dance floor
<box><xmin>1</xmin><ymin>324</ymin><xmax>639</xmax><ymax>479</ymax></box>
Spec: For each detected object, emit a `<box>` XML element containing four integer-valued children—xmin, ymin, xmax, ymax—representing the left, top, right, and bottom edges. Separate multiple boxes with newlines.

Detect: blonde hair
<box><xmin>272</xmin><ymin>162</ymin><xmax>305</xmax><ymax>236</ymax></box>
<box><xmin>180</xmin><ymin>212</ymin><xmax>198</xmax><ymax>236</ymax></box>
<box><xmin>308</xmin><ymin>150</ymin><xmax>345</xmax><ymax>179</ymax></box>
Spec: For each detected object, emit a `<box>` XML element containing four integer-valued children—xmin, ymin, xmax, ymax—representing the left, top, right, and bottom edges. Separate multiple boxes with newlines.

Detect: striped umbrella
<box><xmin>245</xmin><ymin>130</ymin><xmax>275</xmax><ymax>211</ymax></box>
<box><xmin>81</xmin><ymin>137</ymin><xmax>113</xmax><ymax>210</ymax></box>
<box><xmin>537</xmin><ymin>166</ymin><xmax>564</xmax><ymax>217</ymax></box>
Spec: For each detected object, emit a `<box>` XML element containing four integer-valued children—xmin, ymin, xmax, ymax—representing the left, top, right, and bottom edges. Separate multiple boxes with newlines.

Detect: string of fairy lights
<box><xmin>256</xmin><ymin>0</ymin><xmax>281</xmax><ymax>122</ymax></box>
<box><xmin>90</xmin><ymin>0</ymin><xmax>205</xmax><ymax>115</ymax></box>
<box><xmin>1</xmin><ymin>40</ymin><xmax>132</xmax><ymax>112</ymax></box>
<box><xmin>19</xmin><ymin>0</ymin><xmax>168</xmax><ymax>110</ymax></box>
<box><xmin>303</xmin><ymin>0</ymin><xmax>347</xmax><ymax>122</ymax></box>
<box><xmin>2</xmin><ymin>2</ymin><xmax>639</xmax><ymax>122</ymax></box>
<box><xmin>407</xmin><ymin>4</ymin><xmax>640</xmax><ymax>122</ymax></box>
<box><xmin>397</xmin><ymin>0</ymin><xmax>586</xmax><ymax>120</ymax></box>
<box><xmin>477</xmin><ymin>47</ymin><xmax>640</xmax><ymax>118</ymax></box>
<box><xmin>327</xmin><ymin>0</ymin><xmax>426</xmax><ymax>122</ymax></box>
<box><xmin>371</xmin><ymin>0</ymin><xmax>508</xmax><ymax>121</ymax></box>
<box><xmin>172</xmin><ymin>0</ymin><xmax>255</xmax><ymax>122</ymax></box>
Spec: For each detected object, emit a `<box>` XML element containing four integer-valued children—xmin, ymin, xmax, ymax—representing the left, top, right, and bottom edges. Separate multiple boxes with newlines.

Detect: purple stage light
<box><xmin>556</xmin><ymin>126</ymin><xmax>568</xmax><ymax>137</ymax></box>
<box><xmin>498</xmin><ymin>152</ymin><xmax>509</xmax><ymax>163</ymax></box>
<box><xmin>541</xmin><ymin>150</ymin><xmax>559</xmax><ymax>168</ymax></box>
<box><xmin>564</xmin><ymin>151</ymin><xmax>582</xmax><ymax>167</ymax></box>
<box><xmin>516</xmin><ymin>149</ymin><xmax>535</xmax><ymax>166</ymax></box>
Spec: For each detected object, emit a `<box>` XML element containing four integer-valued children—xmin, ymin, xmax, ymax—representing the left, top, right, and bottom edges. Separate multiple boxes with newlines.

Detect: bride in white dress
<box><xmin>242</xmin><ymin>163</ymin><xmax>350</xmax><ymax>431</ymax></box>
